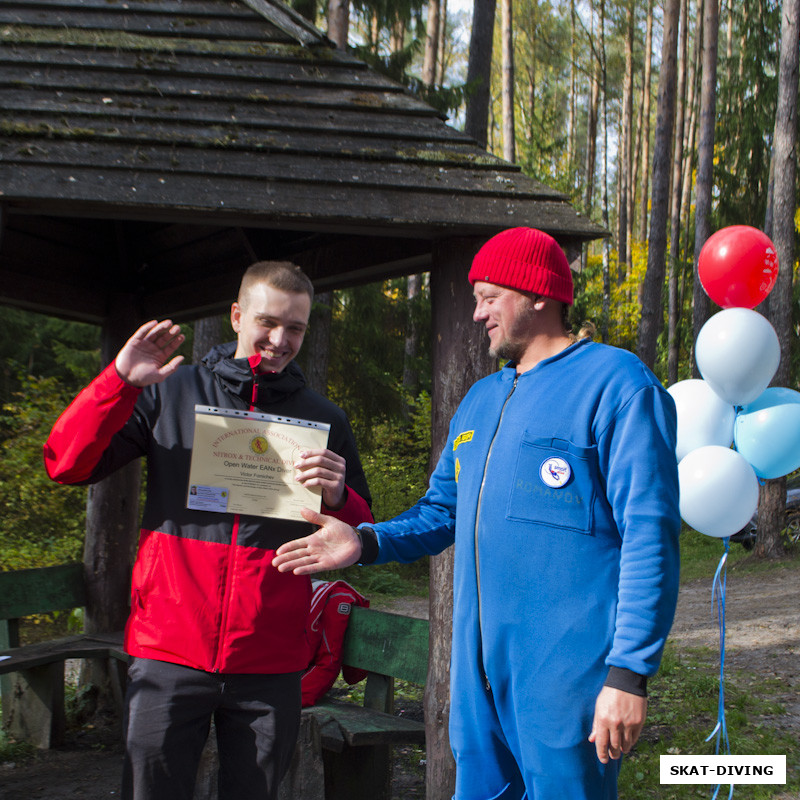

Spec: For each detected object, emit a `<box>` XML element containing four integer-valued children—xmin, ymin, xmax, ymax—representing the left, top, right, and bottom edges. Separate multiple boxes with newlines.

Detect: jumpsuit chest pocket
<box><xmin>506</xmin><ymin>435</ymin><xmax>596</xmax><ymax>534</ymax></box>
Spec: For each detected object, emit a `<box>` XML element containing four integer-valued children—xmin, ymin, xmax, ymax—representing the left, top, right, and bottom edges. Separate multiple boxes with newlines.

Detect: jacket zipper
<box><xmin>473</xmin><ymin>375</ymin><xmax>518</xmax><ymax>692</ymax></box>
<box><xmin>213</xmin><ymin>363</ymin><xmax>260</xmax><ymax>672</ymax></box>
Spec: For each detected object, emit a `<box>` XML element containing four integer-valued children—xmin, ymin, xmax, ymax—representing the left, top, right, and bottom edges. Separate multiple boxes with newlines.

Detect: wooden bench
<box><xmin>0</xmin><ymin>563</ymin><xmax>127</xmax><ymax>749</ymax></box>
<box><xmin>307</xmin><ymin>605</ymin><xmax>429</xmax><ymax>800</ymax></box>
<box><xmin>1</xmin><ymin>566</ymin><xmax>429</xmax><ymax>800</ymax></box>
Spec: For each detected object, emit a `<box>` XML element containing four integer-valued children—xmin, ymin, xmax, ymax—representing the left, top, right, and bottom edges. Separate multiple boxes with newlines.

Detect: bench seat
<box><xmin>309</xmin><ymin>697</ymin><xmax>425</xmax><ymax>751</ymax></box>
<box><xmin>0</xmin><ymin>632</ymin><xmax>126</xmax><ymax>674</ymax></box>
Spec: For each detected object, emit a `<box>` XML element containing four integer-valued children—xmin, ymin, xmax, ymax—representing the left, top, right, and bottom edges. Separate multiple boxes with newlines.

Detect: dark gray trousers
<box><xmin>122</xmin><ymin>657</ymin><xmax>301</xmax><ymax>800</ymax></box>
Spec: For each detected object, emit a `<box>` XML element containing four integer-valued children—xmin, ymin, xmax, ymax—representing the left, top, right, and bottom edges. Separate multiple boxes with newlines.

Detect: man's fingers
<box><xmin>589</xmin><ymin>719</ymin><xmax>624</xmax><ymax>763</ymax></box>
<box><xmin>272</xmin><ymin>540</ymin><xmax>310</xmax><ymax>573</ymax></box>
<box><xmin>589</xmin><ymin>725</ymin><xmax>606</xmax><ymax>764</ymax></box>
<box><xmin>137</xmin><ymin>320</ymin><xmax>184</xmax><ymax>353</ymax></box>
<box><xmin>132</xmin><ymin>320</ymin><xmax>160</xmax><ymax>339</ymax></box>
<box><xmin>159</xmin><ymin>355</ymin><xmax>185</xmax><ymax>378</ymax></box>
<box><xmin>300</xmin><ymin>507</ymin><xmax>329</xmax><ymax>527</ymax></box>
<box><xmin>274</xmin><ymin>537</ymin><xmax>310</xmax><ymax>559</ymax></box>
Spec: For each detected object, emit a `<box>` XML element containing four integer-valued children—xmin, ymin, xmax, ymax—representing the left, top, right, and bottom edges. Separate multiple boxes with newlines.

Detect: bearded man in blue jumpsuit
<box><xmin>273</xmin><ymin>227</ymin><xmax>681</xmax><ymax>800</ymax></box>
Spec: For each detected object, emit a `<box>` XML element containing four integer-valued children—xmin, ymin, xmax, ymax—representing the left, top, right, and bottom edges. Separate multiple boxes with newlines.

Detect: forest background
<box><xmin>2</xmin><ymin>0</ymin><xmax>800</xmax><ymax>575</ymax></box>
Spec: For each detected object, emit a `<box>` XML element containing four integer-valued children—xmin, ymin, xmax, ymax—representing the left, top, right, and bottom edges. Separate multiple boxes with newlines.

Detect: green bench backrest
<box><xmin>341</xmin><ymin>606</ymin><xmax>429</xmax><ymax>686</ymax></box>
<box><xmin>0</xmin><ymin>563</ymin><xmax>85</xmax><ymax>620</ymax></box>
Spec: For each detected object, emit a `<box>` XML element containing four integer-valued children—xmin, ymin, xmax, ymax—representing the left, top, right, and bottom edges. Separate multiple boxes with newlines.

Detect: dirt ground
<box><xmin>668</xmin><ymin>561</ymin><xmax>800</xmax><ymax>739</ymax></box>
<box><xmin>1</xmin><ymin>559</ymin><xmax>797</xmax><ymax>800</ymax></box>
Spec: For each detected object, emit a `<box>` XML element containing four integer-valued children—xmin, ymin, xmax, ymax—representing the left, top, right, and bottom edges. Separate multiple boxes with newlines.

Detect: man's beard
<box><xmin>488</xmin><ymin>301</ymin><xmax>538</xmax><ymax>363</ymax></box>
<box><xmin>490</xmin><ymin>339</ymin><xmax>527</xmax><ymax>363</ymax></box>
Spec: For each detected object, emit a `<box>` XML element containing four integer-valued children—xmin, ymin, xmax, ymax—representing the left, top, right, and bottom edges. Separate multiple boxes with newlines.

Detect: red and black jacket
<box><xmin>44</xmin><ymin>343</ymin><xmax>373</xmax><ymax>675</ymax></box>
<box><xmin>301</xmin><ymin>579</ymin><xmax>369</xmax><ymax>707</ymax></box>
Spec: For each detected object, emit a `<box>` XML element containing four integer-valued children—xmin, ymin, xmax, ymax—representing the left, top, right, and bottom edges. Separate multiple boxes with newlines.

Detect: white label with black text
<box><xmin>660</xmin><ymin>755</ymin><xmax>786</xmax><ymax>784</ymax></box>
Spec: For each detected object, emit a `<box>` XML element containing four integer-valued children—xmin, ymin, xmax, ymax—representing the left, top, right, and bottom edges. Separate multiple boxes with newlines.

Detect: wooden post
<box><xmin>3</xmin><ymin>664</ymin><xmax>65</xmax><ymax>748</ymax></box>
<box><xmin>426</xmin><ymin>237</ymin><xmax>495</xmax><ymax>800</ymax></box>
<box><xmin>81</xmin><ymin>295</ymin><xmax>142</xmax><ymax>708</ymax></box>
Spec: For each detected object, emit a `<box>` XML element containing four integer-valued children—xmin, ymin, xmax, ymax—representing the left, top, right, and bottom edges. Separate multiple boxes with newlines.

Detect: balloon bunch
<box><xmin>669</xmin><ymin>226</ymin><xmax>794</xmax><ymax>540</ymax></box>
<box><xmin>667</xmin><ymin>226</ymin><xmax>788</xmax><ymax>797</ymax></box>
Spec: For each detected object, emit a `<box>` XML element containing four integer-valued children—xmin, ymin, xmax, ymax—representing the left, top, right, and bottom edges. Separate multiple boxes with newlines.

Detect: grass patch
<box><xmin>0</xmin><ymin>726</ymin><xmax>36</xmax><ymax>764</ymax></box>
<box><xmin>619</xmin><ymin>644</ymin><xmax>799</xmax><ymax>799</ymax></box>
<box><xmin>679</xmin><ymin>527</ymin><xmax>800</xmax><ymax>584</ymax></box>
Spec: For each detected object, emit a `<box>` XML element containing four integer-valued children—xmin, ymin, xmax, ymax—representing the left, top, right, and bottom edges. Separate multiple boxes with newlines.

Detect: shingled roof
<box><xmin>0</xmin><ymin>0</ymin><xmax>603</xmax><ymax>323</ymax></box>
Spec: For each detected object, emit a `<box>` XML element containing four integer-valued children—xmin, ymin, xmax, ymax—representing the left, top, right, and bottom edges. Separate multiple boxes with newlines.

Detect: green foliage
<box><xmin>571</xmin><ymin>244</ymin><xmax>647</xmax><ymax>353</ymax></box>
<box><xmin>715</xmin><ymin>0</ymin><xmax>781</xmax><ymax>229</ymax></box>
<box><xmin>0</xmin><ymin>308</ymin><xmax>100</xmax><ymax>409</ymax></box>
<box><xmin>350</xmin><ymin>36</ymin><xmax>468</xmax><ymax>117</ymax></box>
<box><xmin>326</xmin><ymin>393</ymin><xmax>432</xmax><ymax>599</ymax></box>
<box><xmin>325</xmin><ymin>279</ymin><xmax>431</xmax><ymax>451</ymax></box>
<box><xmin>361</xmin><ymin>391</ymin><xmax>431</xmax><ymax>521</ymax></box>
<box><xmin>0</xmin><ymin>374</ymin><xmax>87</xmax><ymax>570</ymax></box>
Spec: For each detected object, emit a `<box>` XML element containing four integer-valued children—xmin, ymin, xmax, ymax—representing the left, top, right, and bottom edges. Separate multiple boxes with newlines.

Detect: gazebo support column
<box><xmin>81</xmin><ymin>296</ymin><xmax>142</xmax><ymax>710</ymax></box>
<box><xmin>426</xmin><ymin>237</ymin><xmax>495</xmax><ymax>800</ymax></box>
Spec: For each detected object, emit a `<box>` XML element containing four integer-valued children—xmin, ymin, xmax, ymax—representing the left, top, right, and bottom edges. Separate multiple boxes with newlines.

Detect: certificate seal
<box><xmin>250</xmin><ymin>435</ymin><xmax>269</xmax><ymax>455</ymax></box>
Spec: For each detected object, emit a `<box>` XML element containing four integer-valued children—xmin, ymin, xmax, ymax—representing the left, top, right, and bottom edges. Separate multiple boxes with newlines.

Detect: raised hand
<box><xmin>272</xmin><ymin>508</ymin><xmax>363</xmax><ymax>575</ymax></box>
<box><xmin>115</xmin><ymin>320</ymin><xmax>185</xmax><ymax>388</ymax></box>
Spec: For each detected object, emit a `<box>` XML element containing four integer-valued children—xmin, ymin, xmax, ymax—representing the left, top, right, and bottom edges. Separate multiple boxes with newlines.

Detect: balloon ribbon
<box><xmin>705</xmin><ymin>538</ymin><xmax>733</xmax><ymax>800</ymax></box>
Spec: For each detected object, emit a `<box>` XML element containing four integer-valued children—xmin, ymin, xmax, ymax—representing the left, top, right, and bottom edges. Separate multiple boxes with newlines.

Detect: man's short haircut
<box><xmin>238</xmin><ymin>261</ymin><xmax>314</xmax><ymax>307</ymax></box>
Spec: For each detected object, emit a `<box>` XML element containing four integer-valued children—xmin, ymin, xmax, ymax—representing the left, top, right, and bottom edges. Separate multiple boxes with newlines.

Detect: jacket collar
<box><xmin>202</xmin><ymin>341</ymin><xmax>306</xmax><ymax>405</ymax></box>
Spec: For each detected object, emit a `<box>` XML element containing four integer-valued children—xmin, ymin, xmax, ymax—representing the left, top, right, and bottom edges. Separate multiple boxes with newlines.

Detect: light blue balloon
<box><xmin>678</xmin><ymin>445</ymin><xmax>759</xmax><ymax>537</ymax></box>
<box><xmin>734</xmin><ymin>387</ymin><xmax>800</xmax><ymax>479</ymax></box>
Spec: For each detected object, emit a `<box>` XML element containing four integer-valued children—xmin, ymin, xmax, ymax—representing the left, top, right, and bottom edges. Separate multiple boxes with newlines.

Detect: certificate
<box><xmin>186</xmin><ymin>405</ymin><xmax>330</xmax><ymax>522</ymax></box>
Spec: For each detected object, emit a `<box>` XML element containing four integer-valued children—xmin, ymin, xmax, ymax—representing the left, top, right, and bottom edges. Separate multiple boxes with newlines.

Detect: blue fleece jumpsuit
<box><xmin>366</xmin><ymin>339</ymin><xmax>681</xmax><ymax>800</ymax></box>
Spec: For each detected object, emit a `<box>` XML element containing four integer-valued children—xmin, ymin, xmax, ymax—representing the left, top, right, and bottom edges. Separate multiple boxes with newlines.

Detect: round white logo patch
<box><xmin>539</xmin><ymin>457</ymin><xmax>571</xmax><ymax>488</ymax></box>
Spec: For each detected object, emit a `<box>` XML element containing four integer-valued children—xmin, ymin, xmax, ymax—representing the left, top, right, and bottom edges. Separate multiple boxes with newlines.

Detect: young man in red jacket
<box><xmin>44</xmin><ymin>261</ymin><xmax>373</xmax><ymax>800</ymax></box>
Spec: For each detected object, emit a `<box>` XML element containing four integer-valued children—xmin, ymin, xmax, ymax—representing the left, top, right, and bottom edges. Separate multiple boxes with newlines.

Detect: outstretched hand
<box><xmin>115</xmin><ymin>320</ymin><xmax>185</xmax><ymax>388</ymax></box>
<box><xmin>272</xmin><ymin>508</ymin><xmax>362</xmax><ymax>575</ymax></box>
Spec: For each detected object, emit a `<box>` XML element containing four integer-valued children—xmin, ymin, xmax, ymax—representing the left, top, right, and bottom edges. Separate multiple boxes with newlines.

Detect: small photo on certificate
<box><xmin>186</xmin><ymin>406</ymin><xmax>330</xmax><ymax>523</ymax></box>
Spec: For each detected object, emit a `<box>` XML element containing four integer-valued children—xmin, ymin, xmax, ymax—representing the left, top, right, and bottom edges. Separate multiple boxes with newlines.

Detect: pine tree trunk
<box><xmin>464</xmin><ymin>0</ymin><xmax>498</xmax><ymax>148</ymax></box>
<box><xmin>758</xmin><ymin>0</ymin><xmax>799</xmax><ymax>559</ymax></box>
<box><xmin>423</xmin><ymin>0</ymin><xmax>441</xmax><ymax>86</ymax></box>
<box><xmin>304</xmin><ymin>291</ymin><xmax>333</xmax><ymax>396</ymax></box>
<box><xmin>667</xmin><ymin>0</ymin><xmax>689</xmax><ymax>385</ymax></box>
<box><xmin>584</xmin><ymin>0</ymin><xmax>600</xmax><ymax>219</ymax></box>
<box><xmin>501</xmin><ymin>0</ymin><xmax>515</xmax><ymax>162</ymax></box>
<box><xmin>193</xmin><ymin>316</ymin><xmax>226</xmax><ymax>365</ymax></box>
<box><xmin>690</xmin><ymin>0</ymin><xmax>720</xmax><ymax>375</ymax></box>
<box><xmin>402</xmin><ymin>276</ymin><xmax>421</xmax><ymax>412</ymax></box>
<box><xmin>600</xmin><ymin>0</ymin><xmax>611</xmax><ymax>342</ymax></box>
<box><xmin>637</xmin><ymin>0</ymin><xmax>681</xmax><ymax>370</ymax></box>
<box><xmin>327</xmin><ymin>0</ymin><xmax>349</xmax><ymax>48</ymax></box>
<box><xmin>637</xmin><ymin>2</ymin><xmax>655</xmax><ymax>242</ymax></box>
<box><xmin>568</xmin><ymin>0</ymin><xmax>577</xmax><ymax>172</ymax></box>
<box><xmin>679</xmin><ymin>0</ymin><xmax>703</xmax><ymax>271</ymax></box>
<box><xmin>436</xmin><ymin>0</ymin><xmax>448</xmax><ymax>85</ymax></box>
<box><xmin>617</xmin><ymin>0</ymin><xmax>634</xmax><ymax>279</ymax></box>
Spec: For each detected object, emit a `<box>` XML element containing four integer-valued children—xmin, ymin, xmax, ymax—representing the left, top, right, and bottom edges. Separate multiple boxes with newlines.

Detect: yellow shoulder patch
<box><xmin>453</xmin><ymin>430</ymin><xmax>474</xmax><ymax>451</ymax></box>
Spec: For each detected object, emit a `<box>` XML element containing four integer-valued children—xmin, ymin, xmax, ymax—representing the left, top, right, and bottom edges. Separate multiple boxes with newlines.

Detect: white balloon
<box><xmin>695</xmin><ymin>308</ymin><xmax>780</xmax><ymax>406</ymax></box>
<box><xmin>667</xmin><ymin>379</ymin><xmax>736</xmax><ymax>461</ymax></box>
<box><xmin>678</xmin><ymin>446</ymin><xmax>759</xmax><ymax>538</ymax></box>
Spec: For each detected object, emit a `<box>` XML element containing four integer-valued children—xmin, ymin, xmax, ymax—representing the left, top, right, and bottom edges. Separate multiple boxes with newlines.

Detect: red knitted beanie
<box><xmin>468</xmin><ymin>227</ymin><xmax>574</xmax><ymax>306</ymax></box>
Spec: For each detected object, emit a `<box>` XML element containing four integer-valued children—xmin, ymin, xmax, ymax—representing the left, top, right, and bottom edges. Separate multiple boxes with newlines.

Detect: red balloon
<box><xmin>698</xmin><ymin>225</ymin><xmax>779</xmax><ymax>308</ymax></box>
